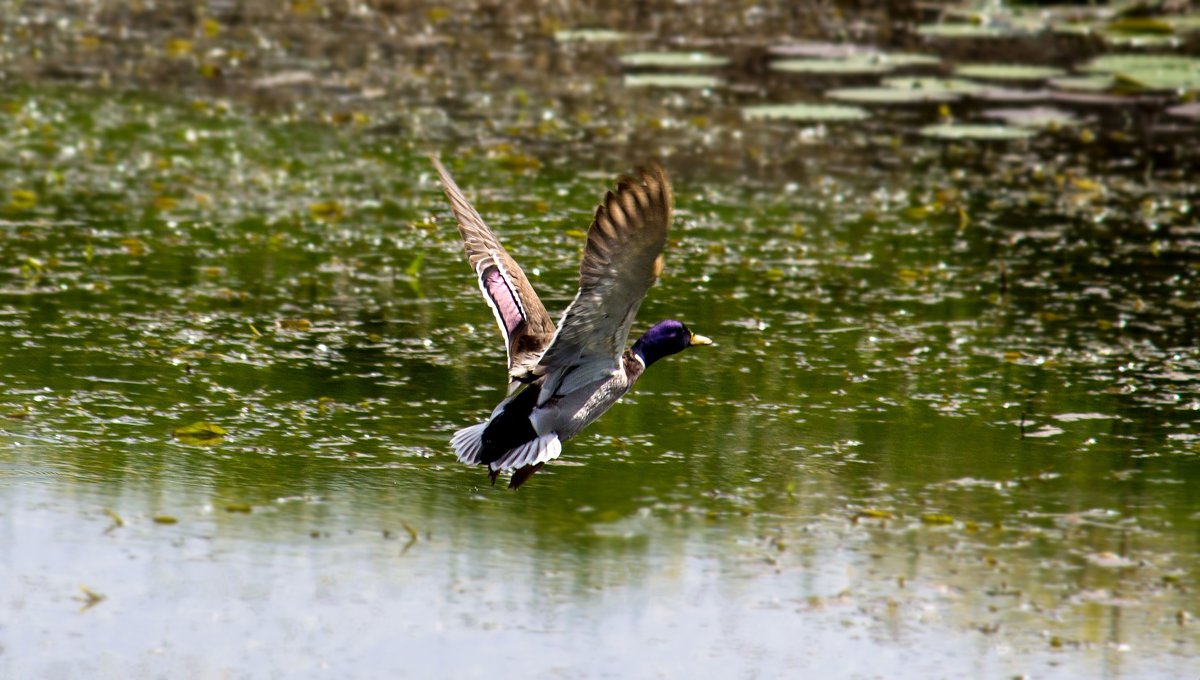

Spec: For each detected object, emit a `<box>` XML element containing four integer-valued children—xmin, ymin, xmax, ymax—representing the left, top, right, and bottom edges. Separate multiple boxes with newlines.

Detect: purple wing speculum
<box><xmin>479</xmin><ymin>261</ymin><xmax>525</xmax><ymax>341</ymax></box>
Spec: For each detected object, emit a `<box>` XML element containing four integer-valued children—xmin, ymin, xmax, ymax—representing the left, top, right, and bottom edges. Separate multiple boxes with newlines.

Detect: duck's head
<box><xmin>632</xmin><ymin>320</ymin><xmax>713</xmax><ymax>367</ymax></box>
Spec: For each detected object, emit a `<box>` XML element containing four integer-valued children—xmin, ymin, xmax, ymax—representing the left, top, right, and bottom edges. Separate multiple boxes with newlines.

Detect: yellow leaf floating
<box><xmin>921</xmin><ymin>513</ymin><xmax>955</xmax><ymax>525</ymax></box>
<box><xmin>9</xmin><ymin>189</ymin><xmax>37</xmax><ymax>211</ymax></box>
<box><xmin>121</xmin><ymin>238</ymin><xmax>146</xmax><ymax>256</ymax></box>
<box><xmin>172</xmin><ymin>421</ymin><xmax>227</xmax><ymax>445</ymax></box>
<box><xmin>153</xmin><ymin>515</ymin><xmax>178</xmax><ymax>524</ymax></box>
<box><xmin>309</xmin><ymin>200</ymin><xmax>344</xmax><ymax>221</ymax></box>
<box><xmin>225</xmin><ymin>503</ymin><xmax>252</xmax><ymax>514</ymax></box>
<box><xmin>278</xmin><ymin>318</ymin><xmax>311</xmax><ymax>332</ymax></box>
<box><xmin>78</xmin><ymin>586</ymin><xmax>106</xmax><ymax>611</ymax></box>
<box><xmin>166</xmin><ymin>38</ymin><xmax>193</xmax><ymax>58</ymax></box>
<box><xmin>857</xmin><ymin>508</ymin><xmax>895</xmax><ymax>520</ymax></box>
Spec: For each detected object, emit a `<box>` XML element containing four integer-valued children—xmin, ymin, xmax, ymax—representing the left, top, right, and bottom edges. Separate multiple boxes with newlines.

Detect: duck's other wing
<box><xmin>431</xmin><ymin>157</ymin><xmax>556</xmax><ymax>390</ymax></box>
<box><xmin>534</xmin><ymin>163</ymin><xmax>672</xmax><ymax>401</ymax></box>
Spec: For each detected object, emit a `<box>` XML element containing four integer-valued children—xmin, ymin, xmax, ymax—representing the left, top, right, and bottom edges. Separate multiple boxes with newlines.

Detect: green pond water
<box><xmin>3</xmin><ymin>9</ymin><xmax>1200</xmax><ymax>676</ymax></box>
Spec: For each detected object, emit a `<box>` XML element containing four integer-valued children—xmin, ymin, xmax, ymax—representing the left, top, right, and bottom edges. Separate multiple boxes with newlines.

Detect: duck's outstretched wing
<box><xmin>431</xmin><ymin>157</ymin><xmax>556</xmax><ymax>390</ymax></box>
<box><xmin>533</xmin><ymin>163</ymin><xmax>672</xmax><ymax>401</ymax></box>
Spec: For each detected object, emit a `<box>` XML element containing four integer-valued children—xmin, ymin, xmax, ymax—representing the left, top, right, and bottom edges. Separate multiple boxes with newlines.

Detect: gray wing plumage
<box><xmin>431</xmin><ymin>157</ymin><xmax>556</xmax><ymax>390</ymax></box>
<box><xmin>534</xmin><ymin>164</ymin><xmax>673</xmax><ymax>400</ymax></box>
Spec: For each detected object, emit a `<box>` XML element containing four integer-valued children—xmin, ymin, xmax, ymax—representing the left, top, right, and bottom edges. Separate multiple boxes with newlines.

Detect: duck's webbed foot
<box><xmin>508</xmin><ymin>463</ymin><xmax>544</xmax><ymax>489</ymax></box>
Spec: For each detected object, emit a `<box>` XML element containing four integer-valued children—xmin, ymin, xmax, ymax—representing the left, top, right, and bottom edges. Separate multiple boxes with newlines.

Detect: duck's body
<box><xmin>432</xmin><ymin>158</ymin><xmax>710</xmax><ymax>488</ymax></box>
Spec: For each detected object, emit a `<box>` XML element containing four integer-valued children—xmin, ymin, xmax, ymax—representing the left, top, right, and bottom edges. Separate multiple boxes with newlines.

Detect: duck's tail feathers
<box><xmin>488</xmin><ymin>433</ymin><xmax>562</xmax><ymax>475</ymax></box>
<box><xmin>450</xmin><ymin>422</ymin><xmax>489</xmax><ymax>465</ymax></box>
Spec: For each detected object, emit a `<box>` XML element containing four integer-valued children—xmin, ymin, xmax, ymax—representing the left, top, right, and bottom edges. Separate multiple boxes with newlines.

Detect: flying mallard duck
<box><xmin>432</xmin><ymin>158</ymin><xmax>712</xmax><ymax>488</ymax></box>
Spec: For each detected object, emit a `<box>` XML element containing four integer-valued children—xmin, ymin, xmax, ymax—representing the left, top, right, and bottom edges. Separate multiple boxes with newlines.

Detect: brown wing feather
<box><xmin>535</xmin><ymin>163</ymin><xmax>672</xmax><ymax>384</ymax></box>
<box><xmin>430</xmin><ymin>157</ymin><xmax>556</xmax><ymax>382</ymax></box>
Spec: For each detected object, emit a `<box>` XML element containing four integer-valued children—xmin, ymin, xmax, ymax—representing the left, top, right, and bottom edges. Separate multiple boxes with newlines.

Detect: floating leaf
<box><xmin>1081</xmin><ymin>54</ymin><xmax>1200</xmax><ymax>91</ymax></box>
<box><xmin>743</xmin><ymin>103</ymin><xmax>869</xmax><ymax>122</ymax></box>
<box><xmin>225</xmin><ymin>503</ymin><xmax>253</xmax><ymax>514</ymax></box>
<box><xmin>77</xmin><ymin>586</ymin><xmax>106</xmax><ymax>611</ymax></box>
<box><xmin>102</xmin><ymin>508</ymin><xmax>124</xmax><ymax>530</ymax></box>
<box><xmin>883</xmin><ymin>53</ymin><xmax>942</xmax><ymax>68</ymax></box>
<box><xmin>619</xmin><ymin>52</ymin><xmax>730</xmax><ymax>68</ymax></box>
<box><xmin>921</xmin><ymin>513</ymin><xmax>955</xmax><ymax>525</ymax></box>
<box><xmin>309</xmin><ymin>200</ymin><xmax>344</xmax><ymax>221</ymax></box>
<box><xmin>1050</xmin><ymin>75</ymin><xmax>1115</xmax><ymax>92</ymax></box>
<box><xmin>882</xmin><ymin>77</ymin><xmax>985</xmax><ymax>96</ymax></box>
<box><xmin>121</xmin><ymin>238</ymin><xmax>146</xmax><ymax>256</ymax></box>
<box><xmin>165</xmin><ymin>38</ymin><xmax>193</xmax><ymax>58</ymax></box>
<box><xmin>172</xmin><ymin>421</ymin><xmax>227</xmax><ymax>443</ymax></box>
<box><xmin>856</xmin><ymin>508</ymin><xmax>895</xmax><ymax>520</ymax></box>
<box><xmin>153</xmin><ymin>515</ymin><xmax>178</xmax><ymax>524</ymax></box>
<box><xmin>1106</xmin><ymin>17</ymin><xmax>1174</xmax><ymax>36</ymax></box>
<box><xmin>493</xmin><ymin>152</ymin><xmax>542</xmax><ymax>172</ymax></box>
<box><xmin>826</xmin><ymin>86</ymin><xmax>959</xmax><ymax>104</ymax></box>
<box><xmin>919</xmin><ymin>123</ymin><xmax>1036</xmax><ymax>140</ymax></box>
<box><xmin>768</xmin><ymin>42</ymin><xmax>871</xmax><ymax>59</ymax></box>
<box><xmin>916</xmin><ymin>23</ymin><xmax>1016</xmax><ymax>39</ymax></box>
<box><xmin>554</xmin><ymin>29</ymin><xmax>625</xmax><ymax>43</ymax></box>
<box><xmin>1167</xmin><ymin>102</ymin><xmax>1200</xmax><ymax>121</ymax></box>
<box><xmin>770</xmin><ymin>57</ymin><xmax>894</xmax><ymax>76</ymax></box>
<box><xmin>278</xmin><ymin>318</ymin><xmax>312</xmax><ymax>331</ymax></box>
<box><xmin>20</xmin><ymin>257</ymin><xmax>46</xmax><ymax>280</ymax></box>
<box><xmin>8</xmin><ymin>188</ymin><xmax>37</xmax><ymax>211</ymax></box>
<box><xmin>623</xmin><ymin>74</ymin><xmax>719</xmax><ymax>89</ymax></box>
<box><xmin>983</xmin><ymin>106</ymin><xmax>1079</xmax><ymax>128</ymax></box>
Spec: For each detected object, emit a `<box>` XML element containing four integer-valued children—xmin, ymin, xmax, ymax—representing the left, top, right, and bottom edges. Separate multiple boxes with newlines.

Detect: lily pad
<box><xmin>1081</xmin><ymin>54</ymin><xmax>1200</xmax><ymax>91</ymax></box>
<box><xmin>1050</xmin><ymin>22</ymin><xmax>1094</xmax><ymax>37</ymax></box>
<box><xmin>554</xmin><ymin>29</ymin><xmax>626</xmax><ymax>43</ymax></box>
<box><xmin>920</xmin><ymin>123</ymin><xmax>1036</xmax><ymax>140</ymax></box>
<box><xmin>983</xmin><ymin>106</ymin><xmax>1079</xmax><ymax>128</ymax></box>
<box><xmin>1105</xmin><ymin>17</ymin><xmax>1175</xmax><ymax>36</ymax></box>
<box><xmin>825</xmin><ymin>86</ymin><xmax>959</xmax><ymax>104</ymax></box>
<box><xmin>954</xmin><ymin>64</ymin><xmax>1066</xmax><ymax>81</ymax></box>
<box><xmin>1101</xmin><ymin>31</ymin><xmax>1181</xmax><ymax>48</ymax></box>
<box><xmin>916</xmin><ymin>23</ymin><xmax>1016</xmax><ymax>39</ymax></box>
<box><xmin>882</xmin><ymin>77</ymin><xmax>986</xmax><ymax>96</ymax></box>
<box><xmin>743</xmin><ymin>103</ymin><xmax>869</xmax><ymax>122</ymax></box>
<box><xmin>768</xmin><ymin>42</ymin><xmax>871</xmax><ymax>59</ymax></box>
<box><xmin>1167</xmin><ymin>15</ymin><xmax>1200</xmax><ymax>32</ymax></box>
<box><xmin>619</xmin><ymin>52</ymin><xmax>730</xmax><ymax>68</ymax></box>
<box><xmin>881</xmin><ymin>53</ymin><xmax>942</xmax><ymax>68</ymax></box>
<box><xmin>1050</xmin><ymin>75</ymin><xmax>1115</xmax><ymax>92</ymax></box>
<box><xmin>623</xmin><ymin>74</ymin><xmax>719</xmax><ymax>89</ymax></box>
<box><xmin>1167</xmin><ymin>102</ymin><xmax>1200</xmax><ymax>121</ymax></box>
<box><xmin>1050</xmin><ymin>91</ymin><xmax>1137</xmax><ymax>107</ymax></box>
<box><xmin>770</xmin><ymin>57</ymin><xmax>895</xmax><ymax>76</ymax></box>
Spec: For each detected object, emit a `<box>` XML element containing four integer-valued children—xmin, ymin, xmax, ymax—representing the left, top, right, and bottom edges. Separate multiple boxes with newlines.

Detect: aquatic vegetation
<box><xmin>742</xmin><ymin>103</ymin><xmax>869</xmax><ymax>122</ymax></box>
<box><xmin>623</xmin><ymin>73</ymin><xmax>720</xmax><ymax>89</ymax></box>
<box><xmin>619</xmin><ymin>52</ymin><xmax>730</xmax><ymax>68</ymax></box>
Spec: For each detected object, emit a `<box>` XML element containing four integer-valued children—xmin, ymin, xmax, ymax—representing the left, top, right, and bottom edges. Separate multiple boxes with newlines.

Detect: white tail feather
<box><xmin>450</xmin><ymin>422</ymin><xmax>488</xmax><ymax>464</ymax></box>
<box><xmin>488</xmin><ymin>434</ymin><xmax>561</xmax><ymax>472</ymax></box>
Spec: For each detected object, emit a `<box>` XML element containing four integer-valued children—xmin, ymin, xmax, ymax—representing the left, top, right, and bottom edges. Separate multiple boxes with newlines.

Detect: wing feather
<box><xmin>535</xmin><ymin>164</ymin><xmax>673</xmax><ymax>400</ymax></box>
<box><xmin>430</xmin><ymin>157</ymin><xmax>556</xmax><ymax>387</ymax></box>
